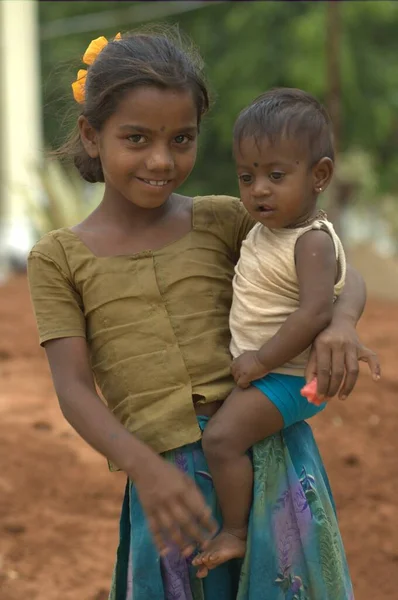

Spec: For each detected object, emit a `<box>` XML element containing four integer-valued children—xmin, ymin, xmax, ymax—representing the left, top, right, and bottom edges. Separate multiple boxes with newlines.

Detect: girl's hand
<box><xmin>305</xmin><ymin>318</ymin><xmax>380</xmax><ymax>401</ymax></box>
<box><xmin>231</xmin><ymin>351</ymin><xmax>268</xmax><ymax>388</ymax></box>
<box><xmin>132</xmin><ymin>455</ymin><xmax>218</xmax><ymax>557</ymax></box>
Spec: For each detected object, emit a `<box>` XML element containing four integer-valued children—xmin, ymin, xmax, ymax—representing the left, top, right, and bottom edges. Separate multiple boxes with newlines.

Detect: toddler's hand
<box><xmin>231</xmin><ymin>351</ymin><xmax>268</xmax><ymax>388</ymax></box>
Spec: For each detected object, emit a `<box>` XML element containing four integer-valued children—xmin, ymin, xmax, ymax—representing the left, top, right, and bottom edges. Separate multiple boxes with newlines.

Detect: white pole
<box><xmin>0</xmin><ymin>0</ymin><xmax>42</xmax><ymax>273</ymax></box>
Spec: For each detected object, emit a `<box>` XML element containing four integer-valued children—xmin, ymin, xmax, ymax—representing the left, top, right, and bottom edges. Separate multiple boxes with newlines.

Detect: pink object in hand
<box><xmin>301</xmin><ymin>378</ymin><xmax>323</xmax><ymax>406</ymax></box>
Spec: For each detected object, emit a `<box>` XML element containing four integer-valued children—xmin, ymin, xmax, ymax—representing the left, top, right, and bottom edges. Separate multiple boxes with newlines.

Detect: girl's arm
<box><xmin>332</xmin><ymin>263</ymin><xmax>366</xmax><ymax>324</ymax></box>
<box><xmin>45</xmin><ymin>336</ymin><xmax>217</xmax><ymax>556</ymax></box>
<box><xmin>232</xmin><ymin>230</ymin><xmax>336</xmax><ymax>387</ymax></box>
<box><xmin>305</xmin><ymin>264</ymin><xmax>380</xmax><ymax>399</ymax></box>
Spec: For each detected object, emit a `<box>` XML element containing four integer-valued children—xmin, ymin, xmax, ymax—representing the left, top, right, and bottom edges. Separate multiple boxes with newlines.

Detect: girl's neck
<box><xmin>94</xmin><ymin>190</ymin><xmax>176</xmax><ymax>232</ymax></box>
<box><xmin>72</xmin><ymin>191</ymin><xmax>193</xmax><ymax>257</ymax></box>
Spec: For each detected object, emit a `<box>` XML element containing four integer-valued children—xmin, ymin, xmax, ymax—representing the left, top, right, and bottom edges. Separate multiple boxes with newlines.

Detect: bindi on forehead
<box><xmin>253</xmin><ymin>162</ymin><xmax>259</xmax><ymax>168</ymax></box>
<box><xmin>160</xmin><ymin>126</ymin><xmax>166</xmax><ymax>132</ymax></box>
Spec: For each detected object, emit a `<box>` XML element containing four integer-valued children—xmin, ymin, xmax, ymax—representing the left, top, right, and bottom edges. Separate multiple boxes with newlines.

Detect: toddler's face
<box><xmin>234</xmin><ymin>136</ymin><xmax>319</xmax><ymax>229</ymax></box>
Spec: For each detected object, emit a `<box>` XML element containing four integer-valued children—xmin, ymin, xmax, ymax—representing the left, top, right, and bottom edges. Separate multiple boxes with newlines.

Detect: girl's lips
<box><xmin>136</xmin><ymin>177</ymin><xmax>173</xmax><ymax>188</ymax></box>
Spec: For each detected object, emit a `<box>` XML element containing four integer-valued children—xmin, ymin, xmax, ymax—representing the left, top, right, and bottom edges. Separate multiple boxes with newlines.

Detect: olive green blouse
<box><xmin>28</xmin><ymin>195</ymin><xmax>253</xmax><ymax>460</ymax></box>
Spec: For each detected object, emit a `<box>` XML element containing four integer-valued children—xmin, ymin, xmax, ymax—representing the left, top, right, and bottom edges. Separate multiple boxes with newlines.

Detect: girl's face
<box><xmin>81</xmin><ymin>86</ymin><xmax>199</xmax><ymax>209</ymax></box>
<box><xmin>234</xmin><ymin>136</ymin><xmax>332</xmax><ymax>229</ymax></box>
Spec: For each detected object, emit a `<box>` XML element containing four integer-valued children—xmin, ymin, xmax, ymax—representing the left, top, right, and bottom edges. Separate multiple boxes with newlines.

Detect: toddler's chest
<box><xmin>238</xmin><ymin>231</ymin><xmax>299</xmax><ymax>296</ymax></box>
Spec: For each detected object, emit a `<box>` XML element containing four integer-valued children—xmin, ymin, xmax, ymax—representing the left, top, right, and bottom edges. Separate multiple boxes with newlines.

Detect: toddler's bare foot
<box><xmin>192</xmin><ymin>528</ymin><xmax>246</xmax><ymax>578</ymax></box>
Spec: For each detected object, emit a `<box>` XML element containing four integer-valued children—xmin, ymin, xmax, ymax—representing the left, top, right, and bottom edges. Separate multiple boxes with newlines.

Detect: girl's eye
<box><xmin>174</xmin><ymin>134</ymin><xmax>191</xmax><ymax>144</ymax></box>
<box><xmin>269</xmin><ymin>171</ymin><xmax>285</xmax><ymax>181</ymax></box>
<box><xmin>238</xmin><ymin>174</ymin><xmax>253</xmax><ymax>184</ymax></box>
<box><xmin>128</xmin><ymin>134</ymin><xmax>146</xmax><ymax>144</ymax></box>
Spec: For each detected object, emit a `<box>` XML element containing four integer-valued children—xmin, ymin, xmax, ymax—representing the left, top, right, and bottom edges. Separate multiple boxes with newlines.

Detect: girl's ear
<box><xmin>78</xmin><ymin>115</ymin><xmax>100</xmax><ymax>159</ymax></box>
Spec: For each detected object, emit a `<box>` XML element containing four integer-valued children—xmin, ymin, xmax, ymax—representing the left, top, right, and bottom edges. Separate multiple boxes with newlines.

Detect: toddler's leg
<box><xmin>192</xmin><ymin>386</ymin><xmax>284</xmax><ymax>577</ymax></box>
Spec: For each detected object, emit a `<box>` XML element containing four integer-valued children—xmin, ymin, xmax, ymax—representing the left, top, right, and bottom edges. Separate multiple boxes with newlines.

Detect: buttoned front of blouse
<box><xmin>28</xmin><ymin>196</ymin><xmax>254</xmax><ymax>462</ymax></box>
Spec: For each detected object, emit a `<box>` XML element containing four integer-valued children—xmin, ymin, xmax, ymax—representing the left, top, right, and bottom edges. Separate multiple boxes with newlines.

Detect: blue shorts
<box><xmin>252</xmin><ymin>372</ymin><xmax>326</xmax><ymax>428</ymax></box>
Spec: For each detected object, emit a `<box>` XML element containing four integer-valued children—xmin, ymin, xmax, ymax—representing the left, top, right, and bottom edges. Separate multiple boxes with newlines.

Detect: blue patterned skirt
<box><xmin>109</xmin><ymin>417</ymin><xmax>354</xmax><ymax>599</ymax></box>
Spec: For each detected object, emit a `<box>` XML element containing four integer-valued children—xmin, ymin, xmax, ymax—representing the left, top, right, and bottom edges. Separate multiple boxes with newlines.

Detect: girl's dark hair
<box><xmin>234</xmin><ymin>88</ymin><xmax>335</xmax><ymax>164</ymax></box>
<box><xmin>57</xmin><ymin>26</ymin><xmax>209</xmax><ymax>183</ymax></box>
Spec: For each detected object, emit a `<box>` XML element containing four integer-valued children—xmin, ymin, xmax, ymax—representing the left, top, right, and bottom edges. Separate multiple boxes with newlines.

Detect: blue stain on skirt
<box><xmin>109</xmin><ymin>417</ymin><xmax>354</xmax><ymax>599</ymax></box>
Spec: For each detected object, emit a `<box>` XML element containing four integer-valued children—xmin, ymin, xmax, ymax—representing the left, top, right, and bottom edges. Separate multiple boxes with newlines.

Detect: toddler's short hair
<box><xmin>233</xmin><ymin>88</ymin><xmax>334</xmax><ymax>164</ymax></box>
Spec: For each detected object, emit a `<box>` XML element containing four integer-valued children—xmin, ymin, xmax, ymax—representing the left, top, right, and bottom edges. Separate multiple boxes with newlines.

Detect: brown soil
<box><xmin>0</xmin><ymin>275</ymin><xmax>397</xmax><ymax>600</ymax></box>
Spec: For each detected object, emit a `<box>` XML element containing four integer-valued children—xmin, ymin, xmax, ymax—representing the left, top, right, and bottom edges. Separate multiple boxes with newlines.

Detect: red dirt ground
<box><xmin>0</xmin><ymin>275</ymin><xmax>397</xmax><ymax>600</ymax></box>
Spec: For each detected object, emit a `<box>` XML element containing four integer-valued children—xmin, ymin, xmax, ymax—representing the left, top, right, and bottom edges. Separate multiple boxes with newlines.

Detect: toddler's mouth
<box><xmin>256</xmin><ymin>204</ymin><xmax>275</xmax><ymax>213</ymax></box>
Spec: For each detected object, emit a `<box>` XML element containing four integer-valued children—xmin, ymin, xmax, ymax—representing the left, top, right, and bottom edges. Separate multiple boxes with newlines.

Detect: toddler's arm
<box><xmin>232</xmin><ymin>230</ymin><xmax>337</xmax><ymax>387</ymax></box>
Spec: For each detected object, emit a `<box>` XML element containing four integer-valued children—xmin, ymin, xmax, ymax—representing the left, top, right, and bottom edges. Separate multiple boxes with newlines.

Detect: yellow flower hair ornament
<box><xmin>72</xmin><ymin>33</ymin><xmax>122</xmax><ymax>104</ymax></box>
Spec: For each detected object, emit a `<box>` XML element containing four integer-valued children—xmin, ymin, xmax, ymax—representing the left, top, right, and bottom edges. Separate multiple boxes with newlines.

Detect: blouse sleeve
<box><xmin>207</xmin><ymin>195</ymin><xmax>255</xmax><ymax>263</ymax></box>
<box><xmin>27</xmin><ymin>233</ymin><xmax>86</xmax><ymax>346</ymax></box>
<box><xmin>232</xmin><ymin>198</ymin><xmax>256</xmax><ymax>258</ymax></box>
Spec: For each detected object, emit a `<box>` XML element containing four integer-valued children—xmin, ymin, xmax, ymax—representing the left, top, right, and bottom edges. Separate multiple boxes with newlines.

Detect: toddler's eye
<box><xmin>174</xmin><ymin>134</ymin><xmax>193</xmax><ymax>144</ymax></box>
<box><xmin>269</xmin><ymin>172</ymin><xmax>285</xmax><ymax>181</ymax></box>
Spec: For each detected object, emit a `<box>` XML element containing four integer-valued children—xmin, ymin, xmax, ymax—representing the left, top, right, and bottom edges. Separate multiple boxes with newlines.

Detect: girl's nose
<box><xmin>146</xmin><ymin>145</ymin><xmax>174</xmax><ymax>172</ymax></box>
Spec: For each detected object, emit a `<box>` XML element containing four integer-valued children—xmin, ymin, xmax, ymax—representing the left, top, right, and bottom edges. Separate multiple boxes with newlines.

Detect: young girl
<box><xmin>193</xmin><ymin>88</ymin><xmax>347</xmax><ymax>574</ymax></box>
<box><xmin>28</xmin><ymin>29</ymin><xmax>379</xmax><ymax>600</ymax></box>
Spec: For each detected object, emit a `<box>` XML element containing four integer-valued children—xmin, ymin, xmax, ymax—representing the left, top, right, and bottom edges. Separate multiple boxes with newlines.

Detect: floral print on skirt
<box><xmin>109</xmin><ymin>417</ymin><xmax>354</xmax><ymax>600</ymax></box>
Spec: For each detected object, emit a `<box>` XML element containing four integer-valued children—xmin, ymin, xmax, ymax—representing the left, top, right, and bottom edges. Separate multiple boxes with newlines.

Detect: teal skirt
<box><xmin>109</xmin><ymin>417</ymin><xmax>354</xmax><ymax>599</ymax></box>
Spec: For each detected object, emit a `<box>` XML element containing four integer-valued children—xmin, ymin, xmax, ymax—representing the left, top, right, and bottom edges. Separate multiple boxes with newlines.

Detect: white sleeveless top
<box><xmin>229</xmin><ymin>217</ymin><xmax>346</xmax><ymax>376</ymax></box>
